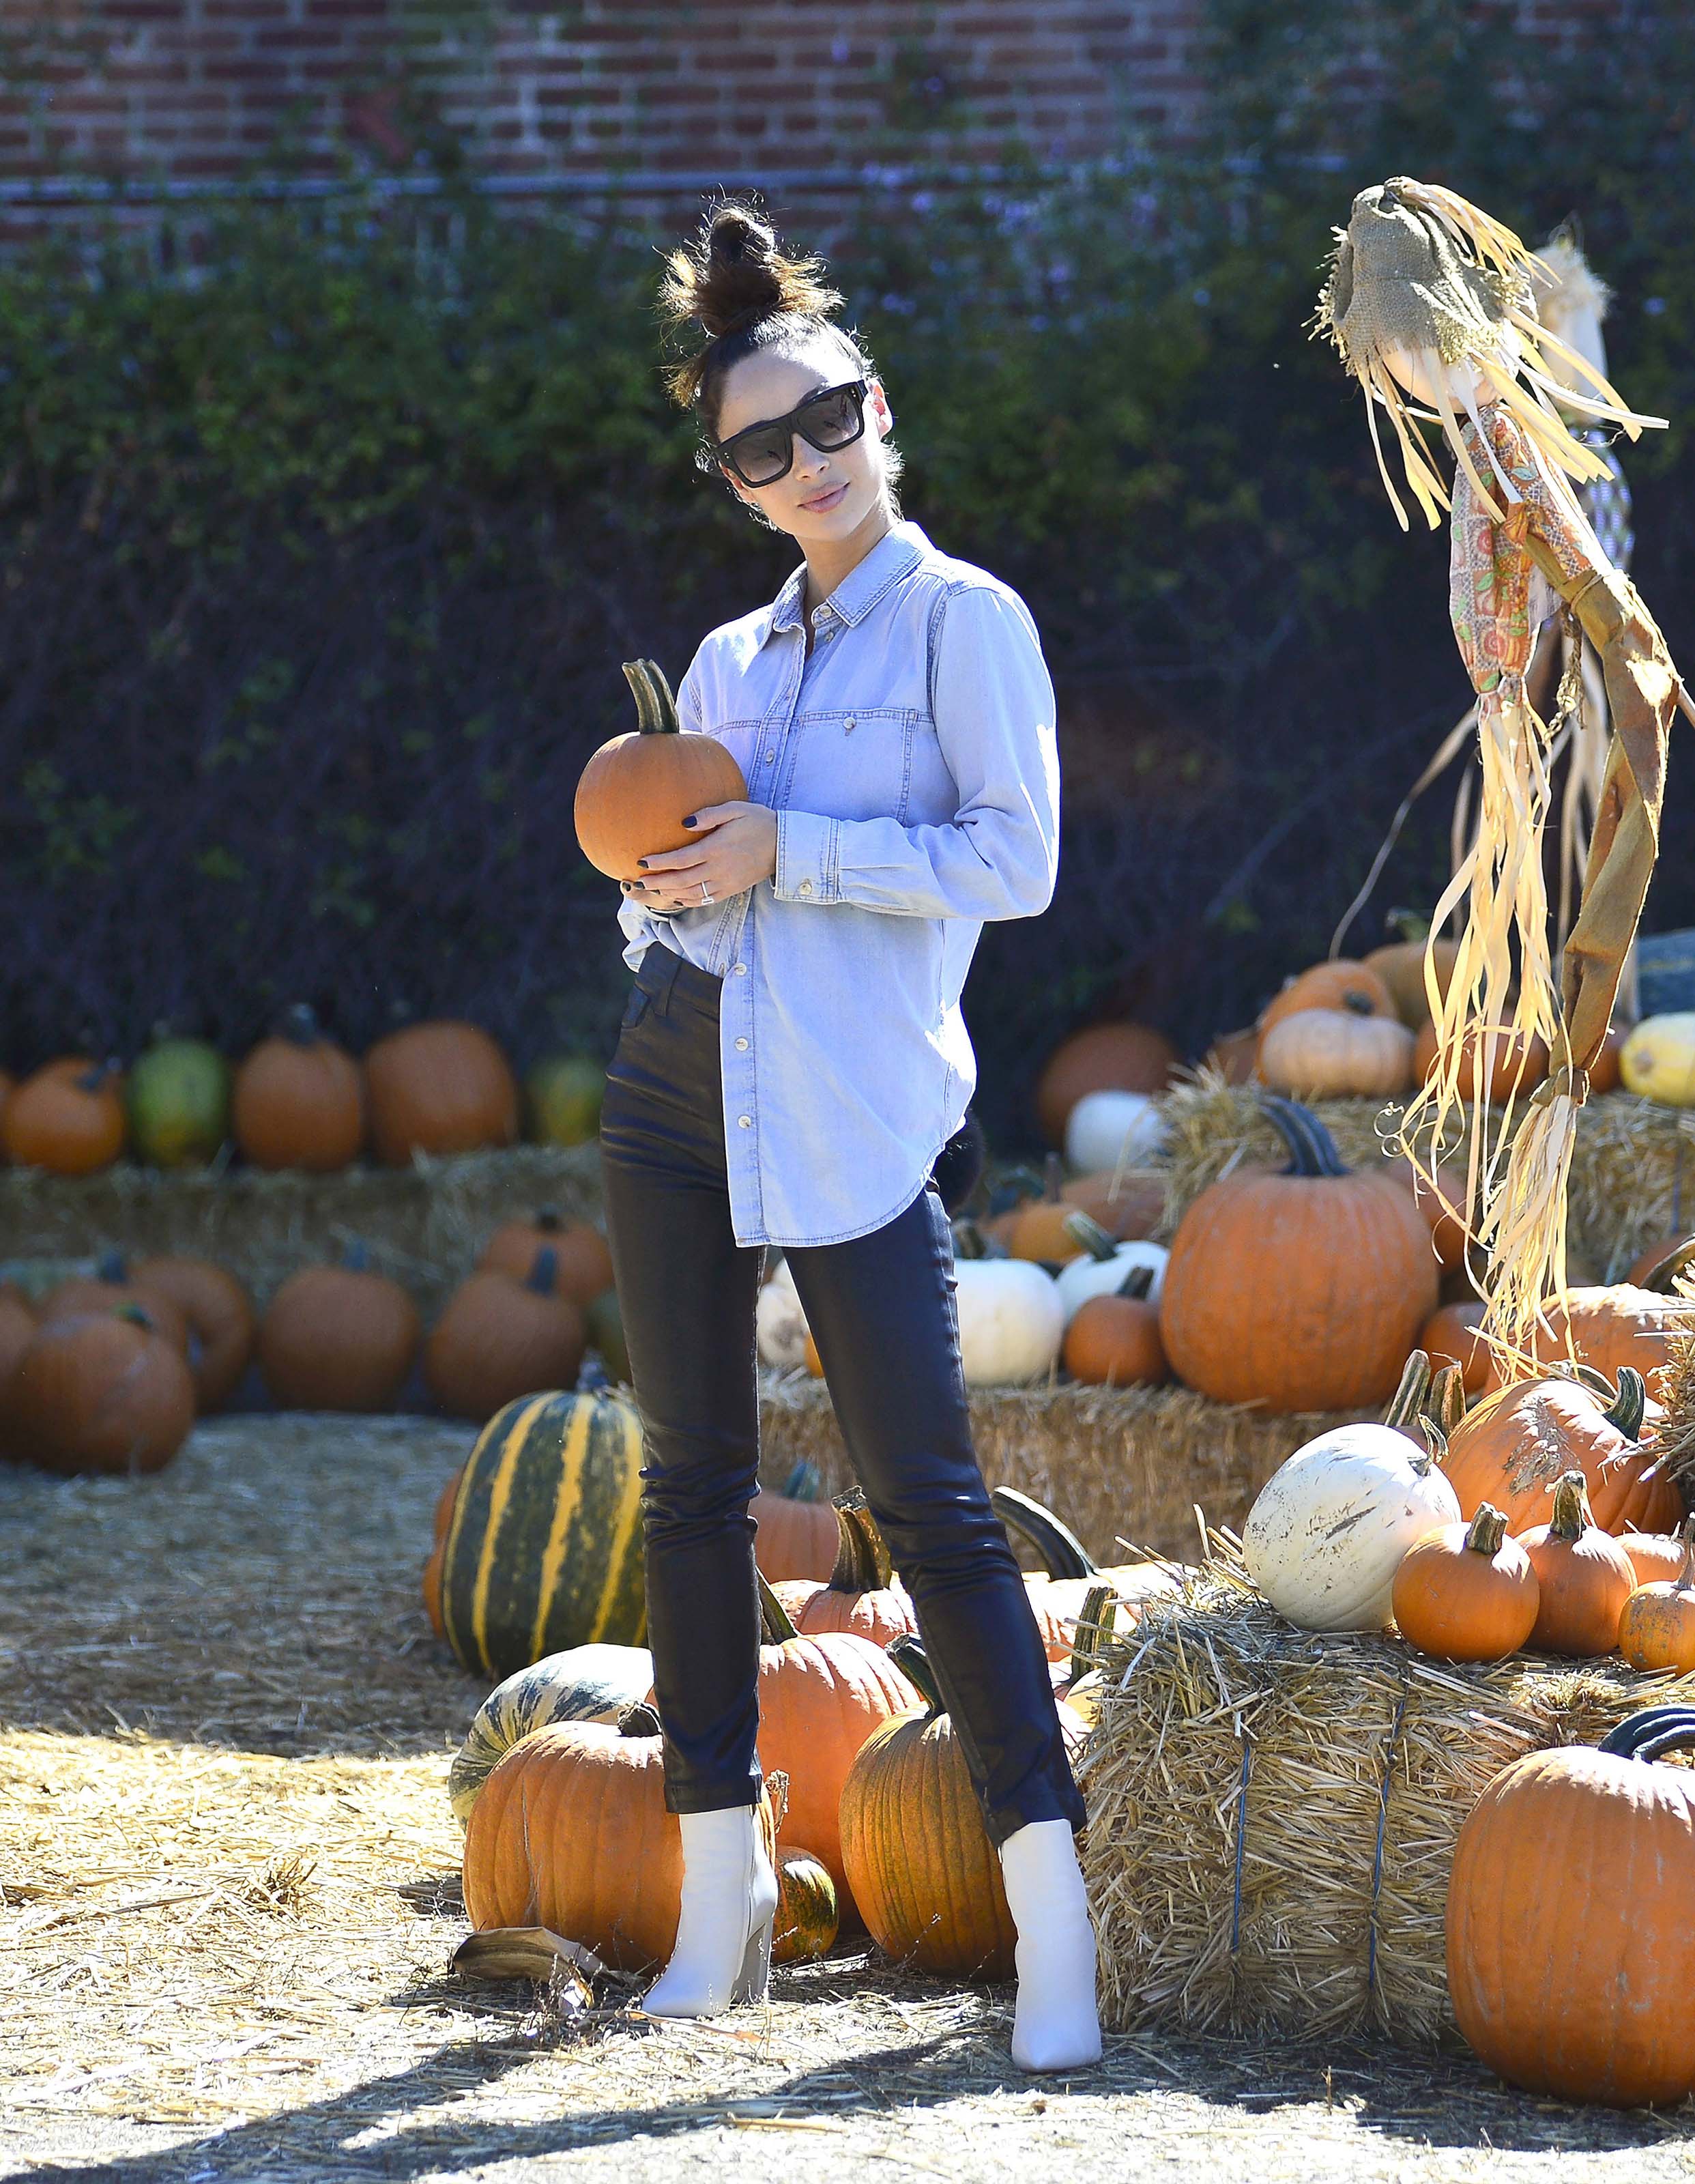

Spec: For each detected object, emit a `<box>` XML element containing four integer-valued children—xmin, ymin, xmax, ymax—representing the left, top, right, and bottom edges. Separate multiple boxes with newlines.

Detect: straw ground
<box><xmin>3</xmin><ymin>1414</ymin><xmax>1694</xmax><ymax>2181</ymax></box>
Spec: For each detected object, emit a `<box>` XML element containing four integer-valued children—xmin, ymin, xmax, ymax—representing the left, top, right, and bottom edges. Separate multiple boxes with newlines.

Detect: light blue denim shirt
<box><xmin>615</xmin><ymin>517</ymin><xmax>1060</xmax><ymax>1248</ymax></box>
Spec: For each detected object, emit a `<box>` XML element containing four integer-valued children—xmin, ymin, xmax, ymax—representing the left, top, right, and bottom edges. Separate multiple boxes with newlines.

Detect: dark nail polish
<box><xmin>682</xmin><ymin>816</ymin><xmax>697</xmax><ymax>828</ymax></box>
<box><xmin>637</xmin><ymin>858</ymin><xmax>650</xmax><ymax>868</ymax></box>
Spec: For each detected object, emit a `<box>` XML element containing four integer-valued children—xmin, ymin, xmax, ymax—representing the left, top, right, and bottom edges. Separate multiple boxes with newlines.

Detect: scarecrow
<box><xmin>1312</xmin><ymin>177</ymin><xmax>1694</xmax><ymax>1366</ymax></box>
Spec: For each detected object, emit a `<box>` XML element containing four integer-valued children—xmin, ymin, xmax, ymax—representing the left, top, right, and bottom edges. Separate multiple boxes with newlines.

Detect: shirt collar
<box><xmin>759</xmin><ymin>518</ymin><xmax>931</xmax><ymax>647</ymax></box>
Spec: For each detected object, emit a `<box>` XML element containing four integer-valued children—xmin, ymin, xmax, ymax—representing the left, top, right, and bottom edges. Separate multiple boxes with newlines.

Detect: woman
<box><xmin>598</xmin><ymin>199</ymin><xmax>1100</xmax><ymax>2074</ymax></box>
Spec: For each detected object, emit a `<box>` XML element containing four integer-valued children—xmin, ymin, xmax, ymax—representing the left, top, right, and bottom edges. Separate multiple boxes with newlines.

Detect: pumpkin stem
<box><xmin>1548</xmin><ymin>1469</ymin><xmax>1594</xmax><ymax>1541</ymax></box>
<box><xmin>113</xmin><ymin>1302</ymin><xmax>155</xmax><ymax>1332</ymax></box>
<box><xmin>1341</xmin><ymin>990</ymin><xmax>1377</xmax><ymax>1016</ymax></box>
<box><xmin>620</xmin><ymin>658</ymin><xmax>681</xmax><ymax>735</ymax></box>
<box><xmin>1413</xmin><ymin>1414</ymin><xmax>1449</xmax><ymax>1464</ymax></box>
<box><xmin>1465</xmin><ymin>1503</ymin><xmax>1509</xmax><ymax>1557</ymax></box>
<box><xmin>1602</xmin><ymin>1366</ymin><xmax>1649</xmax><ymax>1443</ymax></box>
<box><xmin>886</xmin><ymin>1633</ymin><xmax>946</xmax><ymax>1721</ymax></box>
<box><xmin>757</xmin><ymin>1569</ymin><xmax>802</xmax><ymax>1645</ymax></box>
<box><xmin>525</xmin><ymin>1246</ymin><xmax>560</xmax><ymax>1297</ymax></box>
<box><xmin>1060</xmin><ymin>1209</ymin><xmax>1119</xmax><ymax>1262</ymax></box>
<box><xmin>781</xmin><ymin>1460</ymin><xmax>822</xmax><ymax>1504</ymax></box>
<box><xmin>1385</xmin><ymin>907</ymin><xmax>1432</xmax><ymax>944</ymax></box>
<box><xmin>1068</xmin><ymin>1582</ymin><xmax>1120</xmax><ymax>1677</ymax></box>
<box><xmin>1640</xmin><ymin>1236</ymin><xmax>1695</xmax><ymax>1296</ymax></box>
<box><xmin>618</xmin><ymin>1701</ymin><xmax>663</xmax><ymax>1738</ymax></box>
<box><xmin>1258</xmin><ymin>1094</ymin><xmax>1352</xmax><ymax>1179</ymax></box>
<box><xmin>96</xmin><ymin>1249</ymin><xmax>129</xmax><ymax>1284</ymax></box>
<box><xmin>1116</xmin><ymin>1263</ymin><xmax>1157</xmax><ymax>1302</ymax></box>
<box><xmin>989</xmin><ymin>1486</ymin><xmax>1097</xmax><ymax>1579</ymax></box>
<box><xmin>1382</xmin><ymin>1349</ymin><xmax>1434</xmax><ymax>1433</ymax></box>
<box><xmin>1597</xmin><ymin>1703</ymin><xmax>1695</xmax><ymax>1764</ymax></box>
<box><xmin>534</xmin><ymin>1207</ymin><xmax>563</xmax><ymax>1234</ymax></box>
<box><xmin>828</xmin><ymin>1490</ymin><xmax>894</xmax><ymax>1594</ymax></box>
<box><xmin>1425</xmin><ymin>1361</ymin><xmax>1467</xmax><ymax>1443</ymax></box>
<box><xmin>280</xmin><ymin>1002</ymin><xmax>322</xmax><ymax>1045</ymax></box>
<box><xmin>1043</xmin><ymin>1150</ymin><xmax>1062</xmax><ymax>1204</ymax></box>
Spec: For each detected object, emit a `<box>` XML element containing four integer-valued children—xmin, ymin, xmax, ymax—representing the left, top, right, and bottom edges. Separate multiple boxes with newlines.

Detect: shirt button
<box><xmin>737</xmin><ymin>1113</ymin><xmax>753</xmax><ymax>1128</ymax></box>
<box><xmin>731</xmin><ymin>962</ymin><xmax>748</xmax><ymax>976</ymax></box>
<box><xmin>734</xmin><ymin>1036</ymin><xmax>749</xmax><ymax>1051</ymax></box>
<box><xmin>760</xmin><ymin>749</ymin><xmax>774</xmax><ymax>763</ymax></box>
<box><xmin>798</xmin><ymin>879</ymin><xmax>813</xmax><ymax>895</ymax></box>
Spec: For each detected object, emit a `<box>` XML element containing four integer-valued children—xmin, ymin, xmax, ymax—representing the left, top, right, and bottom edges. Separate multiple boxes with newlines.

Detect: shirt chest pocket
<box><xmin>779</xmin><ymin>706</ymin><xmax>931</xmax><ymax>825</ymax></box>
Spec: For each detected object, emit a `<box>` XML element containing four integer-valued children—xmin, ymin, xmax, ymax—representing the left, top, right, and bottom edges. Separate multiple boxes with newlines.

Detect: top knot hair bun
<box><xmin>659</xmin><ymin>197</ymin><xmax>848</xmax><ymax>415</ymax></box>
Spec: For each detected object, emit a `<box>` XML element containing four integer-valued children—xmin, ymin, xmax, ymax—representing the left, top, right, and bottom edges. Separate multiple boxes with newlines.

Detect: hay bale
<box><xmin>1079</xmin><ymin>1540</ymin><xmax>1695</xmax><ymax>2050</ymax></box>
<box><xmin>0</xmin><ymin>1145</ymin><xmax>603</xmax><ymax>1315</ymax></box>
<box><xmin>756</xmin><ymin>1368</ymin><xmax>1376</xmax><ymax>1564</ymax></box>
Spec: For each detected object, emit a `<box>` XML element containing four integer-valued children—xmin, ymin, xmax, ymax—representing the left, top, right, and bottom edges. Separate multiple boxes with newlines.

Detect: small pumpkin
<box><xmin>232</xmin><ymin>1004</ymin><xmax>365</xmax><ymax>1171</ymax></box>
<box><xmin>1058</xmin><ymin>1165</ymin><xmax>1167</xmax><ymax>1242</ymax></box>
<box><xmin>838</xmin><ymin>1635</ymin><xmax>1087</xmax><ymax>1979</ymax></box>
<box><xmin>1391</xmin><ymin>1502</ymin><xmax>1540</xmax><ymax>1661</ymax></box>
<box><xmin>1619</xmin><ymin>1012</ymin><xmax>1695</xmax><ymax>1106</ymax></box>
<box><xmin>448</xmin><ymin>1642</ymin><xmax>657</xmax><ymax>1828</ymax></box>
<box><xmin>948</xmin><ymin>1246</ymin><xmax>1064</xmax><ymax>1387</ymax></box>
<box><xmin>42</xmin><ymin>1251</ymin><xmax>191</xmax><ymax>1356</ymax></box>
<box><xmin>257</xmin><ymin>1239</ymin><xmax>420</xmax><ymax>1411</ymax></box>
<box><xmin>522</xmin><ymin>1054</ymin><xmax>605</xmax><ymax>1148</ymax></box>
<box><xmin>1062</xmin><ymin>1284</ymin><xmax>1168</xmax><ymax>1387</ymax></box>
<box><xmin>1158</xmin><ymin>1095</ymin><xmax>1438</xmax><ymax>1409</ymax></box>
<box><xmin>478</xmin><ymin>1208</ymin><xmax>613</xmax><ymax>1306</ymax></box>
<box><xmin>772</xmin><ymin>1492</ymin><xmax>918</xmax><ymax>1649</ymax></box>
<box><xmin>1363</xmin><ymin>913</ymin><xmax>1460</xmax><ymax>1031</ymax></box>
<box><xmin>1052</xmin><ymin>1209</ymin><xmax>1167</xmax><ymax>1326</ymax></box>
<box><xmin>1518</xmin><ymin>1471</ymin><xmax>1636</xmax><ymax>1656</ymax></box>
<box><xmin>1441</xmin><ymin>1364</ymin><xmax>1676</xmax><ymax>1537</ymax></box>
<box><xmin>130</xmin><ymin>1255</ymin><xmax>257</xmax><ymax>1413</ymax></box>
<box><xmin>1418</xmin><ymin>1300</ymin><xmax>1489</xmax><ymax>1394</ymax></box>
<box><xmin>363</xmin><ymin>1020</ymin><xmax>518</xmax><ymax>1166</ymax></box>
<box><xmin>1256</xmin><ymin>960</ymin><xmax>1396</xmax><ymax>1054</ymax></box>
<box><xmin>423</xmin><ymin>1246</ymin><xmax>588</xmax><ymax>1422</ymax></box>
<box><xmin>1001</xmin><ymin>1151</ymin><xmax>1090</xmax><ymax>1263</ymax></box>
<box><xmin>433</xmin><ymin>1463</ymin><xmax>465</xmax><ymax>1544</ymax></box>
<box><xmin>772</xmin><ymin>1845</ymin><xmax>840</xmax><ymax>1964</ymax></box>
<box><xmin>2</xmin><ymin>1304</ymin><xmax>196</xmax><ymax>1475</ymax></box>
<box><xmin>1062</xmin><ymin>1087</ymin><xmax>1167</xmax><ymax>1175</ymax></box>
<box><xmin>124</xmin><ymin>1030</ymin><xmax>231</xmax><ymax>1169</ymax></box>
<box><xmin>1034</xmin><ymin>1021</ymin><xmax>1179</xmax><ymax>1147</ymax></box>
<box><xmin>1617</xmin><ymin>1528</ymin><xmax>1690</xmax><ymax>1588</ymax></box>
<box><xmin>1617</xmin><ymin>1519</ymin><xmax>1695</xmax><ymax>1673</ymax></box>
<box><xmin>3</xmin><ymin>1059</ymin><xmax>126</xmax><ymax>1175</ymax></box>
<box><xmin>1447</xmin><ymin>1706</ymin><xmax>1695</xmax><ymax>2107</ymax></box>
<box><xmin>575</xmin><ymin>657</ymin><xmax>751</xmax><ymax>882</ymax></box>
<box><xmin>753</xmin><ymin>1461</ymin><xmax>841</xmax><ymax>1584</ymax></box>
<box><xmin>1414</xmin><ymin>1019</ymin><xmax>1549</xmax><ymax>1103</ymax></box>
<box><xmin>1258</xmin><ymin>1005</ymin><xmax>1416</xmax><ymax>1100</ymax></box>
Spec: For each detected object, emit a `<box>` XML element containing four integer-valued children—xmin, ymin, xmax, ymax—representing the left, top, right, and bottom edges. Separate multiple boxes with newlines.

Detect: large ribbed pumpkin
<box><xmin>232</xmin><ymin>1004</ymin><xmax>365</xmax><ymax>1171</ymax></box>
<box><xmin>573</xmin><ymin>657</ymin><xmax>749</xmax><ymax>883</ymax></box>
<box><xmin>439</xmin><ymin>1388</ymin><xmax>648</xmax><ymax>1678</ymax></box>
<box><xmin>1158</xmin><ymin>1095</ymin><xmax>1438</xmax><ymax>1409</ymax></box>
<box><xmin>1447</xmin><ymin>1708</ymin><xmax>1695</xmax><ymax>2107</ymax></box>
<box><xmin>840</xmin><ymin>1637</ymin><xmax>1088</xmax><ymax>1979</ymax></box>
<box><xmin>448</xmin><ymin>1642</ymin><xmax>656</xmax><ymax>1828</ymax></box>
<box><xmin>364</xmin><ymin>1020</ymin><xmax>518</xmax><ymax>1166</ymax></box>
<box><xmin>1440</xmin><ymin>1366</ymin><xmax>1678</xmax><ymax>1537</ymax></box>
<box><xmin>3</xmin><ymin>1306</ymin><xmax>196</xmax><ymax>1475</ymax></box>
<box><xmin>1484</xmin><ymin>1279</ymin><xmax>1692</xmax><ymax>1404</ymax></box>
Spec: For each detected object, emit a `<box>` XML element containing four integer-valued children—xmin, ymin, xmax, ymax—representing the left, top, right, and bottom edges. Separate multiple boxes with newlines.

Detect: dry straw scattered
<box><xmin>757</xmin><ymin>1368</ymin><xmax>1376</xmax><ymax>1564</ymax></box>
<box><xmin>1078</xmin><ymin>1533</ymin><xmax>1695</xmax><ymax>2052</ymax></box>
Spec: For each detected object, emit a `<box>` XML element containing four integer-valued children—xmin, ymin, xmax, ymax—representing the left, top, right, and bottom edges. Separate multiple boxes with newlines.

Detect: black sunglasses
<box><xmin>706</xmin><ymin>379</ymin><xmax>870</xmax><ymax>489</ymax></box>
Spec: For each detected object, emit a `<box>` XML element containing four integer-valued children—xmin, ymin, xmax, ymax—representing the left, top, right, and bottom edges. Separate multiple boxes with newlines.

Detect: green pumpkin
<box><xmin>440</xmin><ymin>1386</ymin><xmax>648</xmax><ymax>1679</ymax></box>
<box><xmin>126</xmin><ymin>1037</ymin><xmax>231</xmax><ymax>1169</ymax></box>
<box><xmin>583</xmin><ymin>1285</ymin><xmax>630</xmax><ymax>1382</ymax></box>
<box><xmin>523</xmin><ymin>1054</ymin><xmax>605</xmax><ymax>1147</ymax></box>
<box><xmin>448</xmin><ymin>1641</ymin><xmax>655</xmax><ymax>1829</ymax></box>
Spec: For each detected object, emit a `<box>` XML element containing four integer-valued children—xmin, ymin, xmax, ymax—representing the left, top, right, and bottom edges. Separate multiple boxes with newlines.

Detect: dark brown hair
<box><xmin>657</xmin><ymin>195</ymin><xmax>903</xmax><ymax>507</ymax></box>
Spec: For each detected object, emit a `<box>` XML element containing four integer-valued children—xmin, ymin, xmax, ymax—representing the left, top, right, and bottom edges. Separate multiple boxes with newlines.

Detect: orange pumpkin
<box><xmin>0</xmin><ymin>1282</ymin><xmax>38</xmax><ymax>1388</ymax></box>
<box><xmin>1363</xmin><ymin>919</ymin><xmax>1460</xmax><ymax>1030</ymax></box>
<box><xmin>423</xmin><ymin>1247</ymin><xmax>587</xmax><ymax>1422</ymax></box>
<box><xmin>772</xmin><ymin>1493</ymin><xmax>918</xmax><ymax>1649</ymax></box>
<box><xmin>1488</xmin><ymin>1279</ymin><xmax>1692</xmax><ymax>1403</ymax></box>
<box><xmin>258</xmin><ymin>1241</ymin><xmax>420</xmax><ymax>1411</ymax></box>
<box><xmin>433</xmin><ymin>1464</ymin><xmax>465</xmax><ymax>1544</ymax></box>
<box><xmin>772</xmin><ymin>1844</ymin><xmax>839</xmax><ymax>1964</ymax></box>
<box><xmin>1618</xmin><ymin>1520</ymin><xmax>1695</xmax><ymax>1673</ymax></box>
<box><xmin>3</xmin><ymin>1306</ymin><xmax>196</xmax><ymax>1475</ymax></box>
<box><xmin>363</xmin><ymin>1021</ymin><xmax>518</xmax><ymax>1166</ymax></box>
<box><xmin>1447</xmin><ymin>1708</ymin><xmax>1695</xmax><ymax>2107</ymax></box>
<box><xmin>1063</xmin><ymin>1289</ymin><xmax>1168</xmax><ymax>1385</ymax></box>
<box><xmin>1413</xmin><ymin>1019</ymin><xmax>1549</xmax><ymax>1102</ymax></box>
<box><xmin>1385</xmin><ymin>1148</ymin><xmax>1471</xmax><ymax>1274</ymax></box>
<box><xmin>1586</xmin><ymin>1018</ymin><xmax>1629</xmax><ymax>1097</ymax></box>
<box><xmin>3</xmin><ymin>1059</ymin><xmax>126</xmax><ymax>1175</ymax></box>
<box><xmin>752</xmin><ymin>1461</ymin><xmax>841</xmax><ymax>1583</ymax></box>
<box><xmin>1034</xmin><ymin>1022</ymin><xmax>1179</xmax><ymax>1147</ymax></box>
<box><xmin>994</xmin><ymin>1487</ymin><xmax>1183</xmax><ymax>1663</ymax></box>
<box><xmin>1202</xmin><ymin>1024</ymin><xmax>1260</xmax><ymax>1084</ymax></box>
<box><xmin>479</xmin><ymin>1207</ymin><xmax>614</xmax><ymax>1306</ymax></box>
<box><xmin>1418</xmin><ymin>1301</ymin><xmax>1489</xmax><ymax>1393</ymax></box>
<box><xmin>1390</xmin><ymin>1503</ymin><xmax>1539</xmax><ymax>1662</ymax></box>
<box><xmin>42</xmin><ymin>1254</ymin><xmax>190</xmax><ymax>1357</ymax></box>
<box><xmin>1618</xmin><ymin>1529</ymin><xmax>1690</xmax><ymax>1588</ymax></box>
<box><xmin>422</xmin><ymin>1539</ymin><xmax>446</xmax><ymax>1637</ymax></box>
<box><xmin>1058</xmin><ymin>1166</ymin><xmax>1166</xmax><ymax>1242</ymax></box>
<box><xmin>1627</xmin><ymin>1233</ymin><xmax>1695</xmax><ymax>1288</ymax></box>
<box><xmin>131</xmin><ymin>1256</ymin><xmax>257</xmax><ymax>1413</ymax></box>
<box><xmin>1518</xmin><ymin>1472</ymin><xmax>1636</xmax><ymax>1656</ymax></box>
<box><xmin>573</xmin><ymin>657</ymin><xmax>750</xmax><ymax>883</ymax></box>
<box><xmin>1158</xmin><ymin>1095</ymin><xmax>1438</xmax><ymax>1410</ymax></box>
<box><xmin>1440</xmin><ymin>1365</ymin><xmax>1677</xmax><ymax>1537</ymax></box>
<box><xmin>231</xmin><ymin>1004</ymin><xmax>365</xmax><ymax>1171</ymax></box>
<box><xmin>1256</xmin><ymin>960</ymin><xmax>1395</xmax><ymax>1056</ymax></box>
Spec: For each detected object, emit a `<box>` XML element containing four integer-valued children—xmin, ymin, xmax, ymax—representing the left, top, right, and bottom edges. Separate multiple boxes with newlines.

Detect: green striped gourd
<box><xmin>439</xmin><ymin>1387</ymin><xmax>648</xmax><ymax>1678</ymax></box>
<box><xmin>448</xmin><ymin>1641</ymin><xmax>655</xmax><ymax>1829</ymax></box>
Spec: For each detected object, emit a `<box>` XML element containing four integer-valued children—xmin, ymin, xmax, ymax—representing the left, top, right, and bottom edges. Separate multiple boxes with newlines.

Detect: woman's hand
<box><xmin>622</xmin><ymin>802</ymin><xmax>779</xmax><ymax>913</ymax></box>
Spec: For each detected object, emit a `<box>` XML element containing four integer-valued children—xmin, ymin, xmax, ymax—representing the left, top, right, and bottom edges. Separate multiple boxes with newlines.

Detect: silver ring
<box><xmin>699</xmin><ymin>881</ymin><xmax>710</xmax><ymax>904</ymax></box>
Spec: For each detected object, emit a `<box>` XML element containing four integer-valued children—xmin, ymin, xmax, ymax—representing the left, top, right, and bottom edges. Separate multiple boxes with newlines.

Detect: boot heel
<box><xmin>731</xmin><ymin>1910</ymin><xmax>774</xmax><ymax>2005</ymax></box>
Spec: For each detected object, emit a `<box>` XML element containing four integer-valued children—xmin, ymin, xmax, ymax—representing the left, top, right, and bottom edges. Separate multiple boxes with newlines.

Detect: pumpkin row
<box><xmin>0</xmin><ymin>1209</ymin><xmax>625</xmax><ymax>1474</ymax></box>
<box><xmin>0</xmin><ymin>1014</ymin><xmax>606</xmax><ymax>1178</ymax></box>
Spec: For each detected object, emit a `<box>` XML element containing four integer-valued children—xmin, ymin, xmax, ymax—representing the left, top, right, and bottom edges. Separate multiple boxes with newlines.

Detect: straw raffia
<box><xmin>1079</xmin><ymin>1534</ymin><xmax>1695</xmax><ymax>2050</ymax></box>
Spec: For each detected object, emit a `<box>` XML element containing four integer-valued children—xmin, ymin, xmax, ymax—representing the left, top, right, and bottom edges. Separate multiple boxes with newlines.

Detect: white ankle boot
<box><xmin>998</xmin><ymin>1818</ymin><xmax>1103</xmax><ymax>2072</ymax></box>
<box><xmin>641</xmin><ymin>1805</ymin><xmax>779</xmax><ymax>2019</ymax></box>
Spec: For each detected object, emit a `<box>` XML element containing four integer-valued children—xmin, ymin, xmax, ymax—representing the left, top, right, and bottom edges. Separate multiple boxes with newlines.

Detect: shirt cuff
<box><xmin>772</xmin><ymin>809</ymin><xmax>838</xmax><ymax>903</ymax></box>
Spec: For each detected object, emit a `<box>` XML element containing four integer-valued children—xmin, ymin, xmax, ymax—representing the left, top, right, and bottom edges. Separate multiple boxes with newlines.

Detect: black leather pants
<box><xmin>598</xmin><ymin>939</ymin><xmax>1086</xmax><ymax>1848</ymax></box>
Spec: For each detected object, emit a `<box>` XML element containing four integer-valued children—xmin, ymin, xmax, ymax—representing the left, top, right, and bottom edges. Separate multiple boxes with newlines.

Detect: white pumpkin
<box><xmin>1063</xmin><ymin>1088</ymin><xmax>1168</xmax><ymax>1174</ymax></box>
<box><xmin>1054</xmin><ymin>1235</ymin><xmax>1168</xmax><ymax>1326</ymax></box>
<box><xmin>1243</xmin><ymin>1420</ymin><xmax>1460</xmax><ymax>1632</ymax></box>
<box><xmin>755</xmin><ymin>1255</ymin><xmax>811</xmax><ymax>1369</ymax></box>
<box><xmin>955</xmin><ymin>1259</ymin><xmax>1064</xmax><ymax>1385</ymax></box>
<box><xmin>1620</xmin><ymin>1013</ymin><xmax>1695</xmax><ymax>1108</ymax></box>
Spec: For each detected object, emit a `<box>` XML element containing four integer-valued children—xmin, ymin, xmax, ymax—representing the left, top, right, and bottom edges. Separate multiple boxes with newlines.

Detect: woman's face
<box><xmin>713</xmin><ymin>347</ymin><xmax>895</xmax><ymax>542</ymax></box>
